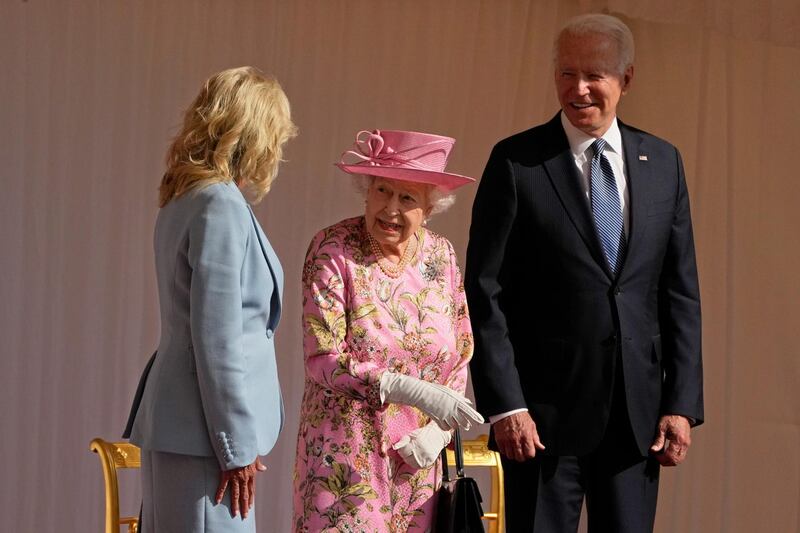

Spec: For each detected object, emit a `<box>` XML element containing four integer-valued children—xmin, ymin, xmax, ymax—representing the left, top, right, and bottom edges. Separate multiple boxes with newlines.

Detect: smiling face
<box><xmin>365</xmin><ymin>177</ymin><xmax>432</xmax><ymax>256</ymax></box>
<box><xmin>555</xmin><ymin>31</ymin><xmax>633</xmax><ymax>137</ymax></box>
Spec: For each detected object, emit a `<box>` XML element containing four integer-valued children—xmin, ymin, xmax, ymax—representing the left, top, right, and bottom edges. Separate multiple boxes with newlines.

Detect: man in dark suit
<box><xmin>465</xmin><ymin>13</ymin><xmax>703</xmax><ymax>533</ymax></box>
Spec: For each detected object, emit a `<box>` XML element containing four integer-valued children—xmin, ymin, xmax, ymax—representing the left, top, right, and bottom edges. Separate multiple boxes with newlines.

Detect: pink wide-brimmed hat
<box><xmin>335</xmin><ymin>129</ymin><xmax>475</xmax><ymax>191</ymax></box>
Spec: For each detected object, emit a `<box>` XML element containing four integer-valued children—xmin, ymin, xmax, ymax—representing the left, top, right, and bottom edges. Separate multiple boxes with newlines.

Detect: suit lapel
<box><xmin>619</xmin><ymin>122</ymin><xmax>648</xmax><ymax>276</ymax></box>
<box><xmin>246</xmin><ymin>206</ymin><xmax>284</xmax><ymax>329</ymax></box>
<box><xmin>541</xmin><ymin>117</ymin><xmax>612</xmax><ymax>279</ymax></box>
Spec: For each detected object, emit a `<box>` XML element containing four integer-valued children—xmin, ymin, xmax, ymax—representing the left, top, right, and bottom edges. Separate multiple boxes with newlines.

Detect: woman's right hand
<box><xmin>215</xmin><ymin>457</ymin><xmax>267</xmax><ymax>518</ymax></box>
<box><xmin>379</xmin><ymin>372</ymin><xmax>484</xmax><ymax>430</ymax></box>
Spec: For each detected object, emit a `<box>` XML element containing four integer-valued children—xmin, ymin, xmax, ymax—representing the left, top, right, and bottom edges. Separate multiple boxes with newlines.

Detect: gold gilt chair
<box><xmin>445</xmin><ymin>434</ymin><xmax>505</xmax><ymax>533</ymax></box>
<box><xmin>89</xmin><ymin>438</ymin><xmax>141</xmax><ymax>533</ymax></box>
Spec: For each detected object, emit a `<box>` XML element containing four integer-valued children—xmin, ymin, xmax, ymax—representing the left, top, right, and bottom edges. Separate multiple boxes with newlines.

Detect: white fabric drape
<box><xmin>581</xmin><ymin>0</ymin><xmax>800</xmax><ymax>47</ymax></box>
<box><xmin>1</xmin><ymin>1</ymin><xmax>798</xmax><ymax>531</ymax></box>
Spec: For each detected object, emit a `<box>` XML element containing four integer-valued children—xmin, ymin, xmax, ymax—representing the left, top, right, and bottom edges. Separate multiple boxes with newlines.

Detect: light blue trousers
<box><xmin>141</xmin><ymin>449</ymin><xmax>256</xmax><ymax>533</ymax></box>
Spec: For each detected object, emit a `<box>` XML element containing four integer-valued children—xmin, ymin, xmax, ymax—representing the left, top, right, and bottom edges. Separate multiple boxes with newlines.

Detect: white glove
<box><xmin>379</xmin><ymin>372</ymin><xmax>484</xmax><ymax>430</ymax></box>
<box><xmin>393</xmin><ymin>421</ymin><xmax>452</xmax><ymax>469</ymax></box>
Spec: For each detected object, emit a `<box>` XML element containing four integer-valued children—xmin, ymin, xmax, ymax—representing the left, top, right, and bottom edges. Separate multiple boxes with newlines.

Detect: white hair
<box><xmin>351</xmin><ymin>174</ymin><xmax>455</xmax><ymax>216</ymax></box>
<box><xmin>553</xmin><ymin>13</ymin><xmax>635</xmax><ymax>75</ymax></box>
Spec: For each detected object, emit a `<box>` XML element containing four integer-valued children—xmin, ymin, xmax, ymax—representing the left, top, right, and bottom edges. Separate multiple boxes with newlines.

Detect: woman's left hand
<box><xmin>215</xmin><ymin>457</ymin><xmax>267</xmax><ymax>518</ymax></box>
<box><xmin>393</xmin><ymin>421</ymin><xmax>452</xmax><ymax>469</ymax></box>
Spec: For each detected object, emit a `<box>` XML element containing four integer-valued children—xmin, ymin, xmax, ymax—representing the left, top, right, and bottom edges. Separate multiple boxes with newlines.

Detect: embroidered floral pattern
<box><xmin>293</xmin><ymin>217</ymin><xmax>473</xmax><ymax>532</ymax></box>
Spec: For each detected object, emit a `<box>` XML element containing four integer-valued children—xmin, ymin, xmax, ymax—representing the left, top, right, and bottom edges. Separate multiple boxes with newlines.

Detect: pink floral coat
<box><xmin>292</xmin><ymin>217</ymin><xmax>474</xmax><ymax>532</ymax></box>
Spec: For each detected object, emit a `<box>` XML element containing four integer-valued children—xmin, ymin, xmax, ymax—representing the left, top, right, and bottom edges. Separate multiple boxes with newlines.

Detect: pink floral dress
<box><xmin>292</xmin><ymin>216</ymin><xmax>474</xmax><ymax>533</ymax></box>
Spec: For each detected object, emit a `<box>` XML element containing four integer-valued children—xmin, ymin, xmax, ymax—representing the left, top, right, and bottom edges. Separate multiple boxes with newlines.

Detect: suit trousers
<box><xmin>502</xmin><ymin>362</ymin><xmax>661</xmax><ymax>533</ymax></box>
<box><xmin>141</xmin><ymin>448</ymin><xmax>256</xmax><ymax>533</ymax></box>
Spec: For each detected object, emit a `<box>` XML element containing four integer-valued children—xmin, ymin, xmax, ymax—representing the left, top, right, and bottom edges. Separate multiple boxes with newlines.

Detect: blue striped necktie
<box><xmin>589</xmin><ymin>138</ymin><xmax>626</xmax><ymax>274</ymax></box>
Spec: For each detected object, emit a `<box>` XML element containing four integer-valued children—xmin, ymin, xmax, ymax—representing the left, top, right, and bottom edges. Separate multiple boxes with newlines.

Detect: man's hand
<box><xmin>493</xmin><ymin>411</ymin><xmax>545</xmax><ymax>462</ymax></box>
<box><xmin>215</xmin><ymin>457</ymin><xmax>267</xmax><ymax>518</ymax></box>
<box><xmin>650</xmin><ymin>415</ymin><xmax>692</xmax><ymax>466</ymax></box>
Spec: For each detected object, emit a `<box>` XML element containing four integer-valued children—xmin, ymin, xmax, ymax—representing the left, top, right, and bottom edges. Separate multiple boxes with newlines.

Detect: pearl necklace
<box><xmin>367</xmin><ymin>230</ymin><xmax>419</xmax><ymax>278</ymax></box>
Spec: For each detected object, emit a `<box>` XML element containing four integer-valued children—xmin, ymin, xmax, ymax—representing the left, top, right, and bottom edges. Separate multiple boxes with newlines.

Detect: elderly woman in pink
<box><xmin>293</xmin><ymin>130</ymin><xmax>482</xmax><ymax>532</ymax></box>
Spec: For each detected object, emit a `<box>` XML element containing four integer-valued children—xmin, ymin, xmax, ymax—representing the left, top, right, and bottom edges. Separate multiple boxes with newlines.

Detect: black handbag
<box><xmin>435</xmin><ymin>429</ymin><xmax>485</xmax><ymax>532</ymax></box>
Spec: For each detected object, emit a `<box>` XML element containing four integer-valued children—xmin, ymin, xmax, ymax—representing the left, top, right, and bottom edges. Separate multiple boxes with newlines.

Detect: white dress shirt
<box><xmin>560</xmin><ymin>112</ymin><xmax>630</xmax><ymax>235</ymax></box>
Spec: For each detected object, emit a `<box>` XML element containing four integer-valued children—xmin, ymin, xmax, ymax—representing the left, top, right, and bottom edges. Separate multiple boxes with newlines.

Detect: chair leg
<box><xmin>121</xmin><ymin>517</ymin><xmax>138</xmax><ymax>533</ymax></box>
<box><xmin>495</xmin><ymin>452</ymin><xmax>505</xmax><ymax>533</ymax></box>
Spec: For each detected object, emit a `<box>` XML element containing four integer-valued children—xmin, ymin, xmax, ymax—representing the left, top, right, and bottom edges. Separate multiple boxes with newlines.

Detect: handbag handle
<box><xmin>440</xmin><ymin>428</ymin><xmax>466</xmax><ymax>481</ymax></box>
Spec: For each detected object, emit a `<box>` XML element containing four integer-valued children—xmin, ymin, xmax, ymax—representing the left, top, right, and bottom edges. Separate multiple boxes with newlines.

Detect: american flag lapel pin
<box><xmin>639</xmin><ymin>155</ymin><xmax>648</xmax><ymax>161</ymax></box>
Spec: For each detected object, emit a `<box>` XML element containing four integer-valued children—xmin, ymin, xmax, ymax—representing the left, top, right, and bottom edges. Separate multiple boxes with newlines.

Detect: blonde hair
<box><xmin>159</xmin><ymin>66</ymin><xmax>297</xmax><ymax>207</ymax></box>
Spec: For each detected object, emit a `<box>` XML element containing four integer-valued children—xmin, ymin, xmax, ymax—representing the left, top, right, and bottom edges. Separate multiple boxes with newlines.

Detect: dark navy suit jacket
<box><xmin>466</xmin><ymin>114</ymin><xmax>703</xmax><ymax>456</ymax></box>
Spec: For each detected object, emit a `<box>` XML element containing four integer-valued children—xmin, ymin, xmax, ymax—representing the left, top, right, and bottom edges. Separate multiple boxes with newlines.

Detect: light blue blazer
<box><xmin>127</xmin><ymin>181</ymin><xmax>284</xmax><ymax>470</ymax></box>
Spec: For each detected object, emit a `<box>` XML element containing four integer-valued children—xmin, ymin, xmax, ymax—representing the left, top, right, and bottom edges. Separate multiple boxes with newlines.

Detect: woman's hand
<box><xmin>393</xmin><ymin>421</ymin><xmax>452</xmax><ymax>469</ymax></box>
<box><xmin>380</xmin><ymin>372</ymin><xmax>484</xmax><ymax>430</ymax></box>
<box><xmin>215</xmin><ymin>457</ymin><xmax>267</xmax><ymax>518</ymax></box>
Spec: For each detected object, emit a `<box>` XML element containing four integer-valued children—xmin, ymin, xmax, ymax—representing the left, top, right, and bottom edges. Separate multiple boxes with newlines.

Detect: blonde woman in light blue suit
<box><xmin>124</xmin><ymin>66</ymin><xmax>297</xmax><ymax>532</ymax></box>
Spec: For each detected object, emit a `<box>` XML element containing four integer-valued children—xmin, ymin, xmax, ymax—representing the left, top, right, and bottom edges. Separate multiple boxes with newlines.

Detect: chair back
<box><xmin>89</xmin><ymin>438</ymin><xmax>141</xmax><ymax>533</ymax></box>
<box><xmin>445</xmin><ymin>434</ymin><xmax>505</xmax><ymax>533</ymax></box>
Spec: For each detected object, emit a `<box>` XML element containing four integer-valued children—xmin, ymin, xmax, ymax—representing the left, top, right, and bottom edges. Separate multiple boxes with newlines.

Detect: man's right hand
<box><xmin>493</xmin><ymin>411</ymin><xmax>545</xmax><ymax>462</ymax></box>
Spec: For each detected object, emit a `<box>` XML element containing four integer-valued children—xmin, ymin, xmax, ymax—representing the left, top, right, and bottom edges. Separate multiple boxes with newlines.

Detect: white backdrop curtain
<box><xmin>1</xmin><ymin>1</ymin><xmax>798</xmax><ymax>531</ymax></box>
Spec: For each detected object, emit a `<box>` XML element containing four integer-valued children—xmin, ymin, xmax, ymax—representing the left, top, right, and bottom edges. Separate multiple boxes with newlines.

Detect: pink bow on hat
<box><xmin>335</xmin><ymin>129</ymin><xmax>475</xmax><ymax>191</ymax></box>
